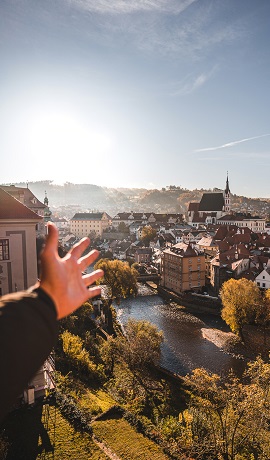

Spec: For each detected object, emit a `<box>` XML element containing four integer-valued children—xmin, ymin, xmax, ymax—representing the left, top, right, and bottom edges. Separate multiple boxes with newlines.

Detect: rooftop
<box><xmin>0</xmin><ymin>188</ymin><xmax>43</xmax><ymax>220</ymax></box>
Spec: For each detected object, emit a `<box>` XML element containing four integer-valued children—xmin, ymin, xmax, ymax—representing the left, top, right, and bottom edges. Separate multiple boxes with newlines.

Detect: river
<box><xmin>114</xmin><ymin>284</ymin><xmax>247</xmax><ymax>378</ymax></box>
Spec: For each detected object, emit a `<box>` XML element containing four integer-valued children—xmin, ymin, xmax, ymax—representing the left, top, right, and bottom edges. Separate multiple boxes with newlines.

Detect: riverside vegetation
<box><xmin>2</xmin><ymin>268</ymin><xmax>270</xmax><ymax>459</ymax></box>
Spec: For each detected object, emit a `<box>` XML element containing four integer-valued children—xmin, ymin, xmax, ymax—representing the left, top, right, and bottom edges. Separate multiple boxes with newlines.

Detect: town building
<box><xmin>255</xmin><ymin>262</ymin><xmax>270</xmax><ymax>289</ymax></box>
<box><xmin>217</xmin><ymin>214</ymin><xmax>266</xmax><ymax>232</ymax></box>
<box><xmin>23</xmin><ymin>355</ymin><xmax>55</xmax><ymax>406</ymax></box>
<box><xmin>196</xmin><ymin>235</ymin><xmax>219</xmax><ymax>255</ymax></box>
<box><xmin>50</xmin><ymin>215</ymin><xmax>70</xmax><ymax>242</ymax></box>
<box><xmin>134</xmin><ymin>247</ymin><xmax>153</xmax><ymax>264</ymax></box>
<box><xmin>112</xmin><ymin>212</ymin><xmax>183</xmax><ymax>230</ymax></box>
<box><xmin>210</xmin><ymin>251</ymin><xmax>250</xmax><ymax>294</ymax></box>
<box><xmin>0</xmin><ymin>188</ymin><xmax>42</xmax><ymax>295</ymax></box>
<box><xmin>187</xmin><ymin>174</ymin><xmax>231</xmax><ymax>227</ymax></box>
<box><xmin>196</xmin><ymin>236</ymin><xmax>219</xmax><ymax>284</ymax></box>
<box><xmin>160</xmin><ymin>242</ymin><xmax>205</xmax><ymax>294</ymax></box>
<box><xmin>1</xmin><ymin>184</ymin><xmax>47</xmax><ymax>235</ymax></box>
<box><xmin>70</xmin><ymin>212</ymin><xmax>111</xmax><ymax>238</ymax></box>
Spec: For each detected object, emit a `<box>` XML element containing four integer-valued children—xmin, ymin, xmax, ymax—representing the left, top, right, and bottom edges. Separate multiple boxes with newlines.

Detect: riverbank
<box><xmin>202</xmin><ymin>324</ymin><xmax>270</xmax><ymax>363</ymax></box>
<box><xmin>146</xmin><ymin>283</ymin><xmax>270</xmax><ymax>363</ymax></box>
<box><xmin>157</xmin><ymin>285</ymin><xmax>222</xmax><ymax>315</ymax></box>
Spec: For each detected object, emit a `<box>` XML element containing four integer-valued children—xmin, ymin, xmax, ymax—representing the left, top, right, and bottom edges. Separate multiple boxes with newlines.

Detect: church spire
<box><xmin>44</xmin><ymin>190</ymin><xmax>49</xmax><ymax>206</ymax></box>
<box><xmin>225</xmin><ymin>171</ymin><xmax>230</xmax><ymax>194</ymax></box>
<box><xmin>224</xmin><ymin>172</ymin><xmax>231</xmax><ymax>213</ymax></box>
<box><xmin>44</xmin><ymin>190</ymin><xmax>52</xmax><ymax>222</ymax></box>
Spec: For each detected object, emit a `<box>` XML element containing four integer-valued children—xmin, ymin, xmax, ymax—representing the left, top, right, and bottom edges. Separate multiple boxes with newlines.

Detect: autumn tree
<box><xmin>100</xmin><ymin>319</ymin><xmax>165</xmax><ymax>414</ymax></box>
<box><xmin>122</xmin><ymin>319</ymin><xmax>163</xmax><ymax>370</ymax></box>
<box><xmin>101</xmin><ymin>319</ymin><xmax>163</xmax><ymax>372</ymax></box>
<box><xmin>60</xmin><ymin>331</ymin><xmax>104</xmax><ymax>381</ymax></box>
<box><xmin>118</xmin><ymin>221</ymin><xmax>129</xmax><ymax>233</ymax></box>
<box><xmin>263</xmin><ymin>288</ymin><xmax>270</xmax><ymax>318</ymax></box>
<box><xmin>253</xmin><ymin>288</ymin><xmax>270</xmax><ymax>354</ymax></box>
<box><xmin>179</xmin><ymin>362</ymin><xmax>270</xmax><ymax>460</ymax></box>
<box><xmin>60</xmin><ymin>301</ymin><xmax>94</xmax><ymax>336</ymax></box>
<box><xmin>255</xmin><ymin>289</ymin><xmax>270</xmax><ymax>327</ymax></box>
<box><xmin>94</xmin><ymin>258</ymin><xmax>138</xmax><ymax>301</ymax></box>
<box><xmin>220</xmin><ymin>278</ymin><xmax>262</xmax><ymax>341</ymax></box>
<box><xmin>141</xmin><ymin>225</ymin><xmax>157</xmax><ymax>246</ymax></box>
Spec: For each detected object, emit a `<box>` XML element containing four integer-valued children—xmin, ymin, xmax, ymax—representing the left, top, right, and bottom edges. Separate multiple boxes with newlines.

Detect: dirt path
<box><xmin>92</xmin><ymin>434</ymin><xmax>122</xmax><ymax>460</ymax></box>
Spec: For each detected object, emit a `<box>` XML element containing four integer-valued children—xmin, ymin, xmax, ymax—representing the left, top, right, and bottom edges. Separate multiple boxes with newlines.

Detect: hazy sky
<box><xmin>1</xmin><ymin>0</ymin><xmax>270</xmax><ymax>197</ymax></box>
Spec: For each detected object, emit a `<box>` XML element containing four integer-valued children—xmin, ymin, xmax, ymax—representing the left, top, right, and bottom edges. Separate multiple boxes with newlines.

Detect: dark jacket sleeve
<box><xmin>0</xmin><ymin>288</ymin><xmax>58</xmax><ymax>422</ymax></box>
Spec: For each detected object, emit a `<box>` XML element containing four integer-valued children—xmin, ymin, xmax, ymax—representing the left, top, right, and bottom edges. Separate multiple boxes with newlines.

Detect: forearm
<box><xmin>0</xmin><ymin>288</ymin><xmax>58</xmax><ymax>421</ymax></box>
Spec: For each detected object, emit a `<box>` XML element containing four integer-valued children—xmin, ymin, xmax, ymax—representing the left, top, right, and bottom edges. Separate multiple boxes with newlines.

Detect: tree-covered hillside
<box><xmin>3</xmin><ymin>181</ymin><xmax>270</xmax><ymax>218</ymax></box>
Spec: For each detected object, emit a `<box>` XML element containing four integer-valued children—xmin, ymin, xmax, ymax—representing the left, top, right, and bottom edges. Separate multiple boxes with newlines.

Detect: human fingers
<box><xmin>41</xmin><ymin>222</ymin><xmax>59</xmax><ymax>259</ymax></box>
<box><xmin>82</xmin><ymin>269</ymin><xmax>104</xmax><ymax>287</ymax></box>
<box><xmin>70</xmin><ymin>237</ymin><xmax>90</xmax><ymax>259</ymax></box>
<box><xmin>87</xmin><ymin>286</ymin><xmax>102</xmax><ymax>299</ymax></box>
<box><xmin>78</xmin><ymin>249</ymin><xmax>99</xmax><ymax>271</ymax></box>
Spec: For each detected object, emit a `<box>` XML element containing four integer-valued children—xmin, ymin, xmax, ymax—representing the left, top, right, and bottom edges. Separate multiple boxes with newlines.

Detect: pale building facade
<box><xmin>0</xmin><ymin>185</ymin><xmax>47</xmax><ymax>236</ymax></box>
<box><xmin>70</xmin><ymin>212</ymin><xmax>111</xmax><ymax>238</ymax></box>
<box><xmin>0</xmin><ymin>188</ymin><xmax>42</xmax><ymax>295</ymax></box>
<box><xmin>256</xmin><ymin>267</ymin><xmax>270</xmax><ymax>290</ymax></box>
<box><xmin>217</xmin><ymin>215</ymin><xmax>266</xmax><ymax>232</ymax></box>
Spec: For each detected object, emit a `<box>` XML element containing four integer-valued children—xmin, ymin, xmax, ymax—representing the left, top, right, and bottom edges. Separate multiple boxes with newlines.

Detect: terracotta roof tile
<box><xmin>0</xmin><ymin>188</ymin><xmax>42</xmax><ymax>220</ymax></box>
<box><xmin>0</xmin><ymin>185</ymin><xmax>45</xmax><ymax>209</ymax></box>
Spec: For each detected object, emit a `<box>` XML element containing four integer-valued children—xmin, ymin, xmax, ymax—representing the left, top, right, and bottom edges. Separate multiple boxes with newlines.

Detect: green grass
<box><xmin>92</xmin><ymin>418</ymin><xmax>170</xmax><ymax>460</ymax></box>
<box><xmin>40</xmin><ymin>407</ymin><xmax>109</xmax><ymax>459</ymax></box>
<box><xmin>77</xmin><ymin>387</ymin><xmax>116</xmax><ymax>414</ymax></box>
<box><xmin>3</xmin><ymin>404</ymin><xmax>109</xmax><ymax>460</ymax></box>
<box><xmin>59</xmin><ymin>373</ymin><xmax>116</xmax><ymax>416</ymax></box>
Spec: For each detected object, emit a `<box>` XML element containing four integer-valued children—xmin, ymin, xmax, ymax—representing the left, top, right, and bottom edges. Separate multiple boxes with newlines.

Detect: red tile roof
<box><xmin>226</xmin><ymin>232</ymin><xmax>251</xmax><ymax>245</ymax></box>
<box><xmin>0</xmin><ymin>188</ymin><xmax>42</xmax><ymax>220</ymax></box>
<box><xmin>257</xmin><ymin>234</ymin><xmax>270</xmax><ymax>247</ymax></box>
<box><xmin>0</xmin><ymin>185</ymin><xmax>45</xmax><ymax>209</ymax></box>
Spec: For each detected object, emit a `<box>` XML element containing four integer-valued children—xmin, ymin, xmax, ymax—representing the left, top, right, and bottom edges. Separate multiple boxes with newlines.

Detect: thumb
<box><xmin>43</xmin><ymin>222</ymin><xmax>59</xmax><ymax>257</ymax></box>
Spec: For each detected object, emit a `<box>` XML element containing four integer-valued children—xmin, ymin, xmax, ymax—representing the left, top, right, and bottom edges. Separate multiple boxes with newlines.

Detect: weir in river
<box><xmin>114</xmin><ymin>284</ymin><xmax>247</xmax><ymax>378</ymax></box>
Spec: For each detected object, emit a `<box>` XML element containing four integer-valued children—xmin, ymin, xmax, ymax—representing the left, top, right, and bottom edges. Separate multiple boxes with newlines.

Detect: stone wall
<box><xmin>157</xmin><ymin>285</ymin><xmax>222</xmax><ymax>315</ymax></box>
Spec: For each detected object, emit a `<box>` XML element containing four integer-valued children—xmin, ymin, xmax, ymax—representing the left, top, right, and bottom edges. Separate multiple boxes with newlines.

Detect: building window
<box><xmin>262</xmin><ymin>283</ymin><xmax>266</xmax><ymax>288</ymax></box>
<box><xmin>0</xmin><ymin>239</ymin><xmax>10</xmax><ymax>260</ymax></box>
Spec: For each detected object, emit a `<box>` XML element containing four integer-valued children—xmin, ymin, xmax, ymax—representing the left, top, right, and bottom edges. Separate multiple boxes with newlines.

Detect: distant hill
<box><xmin>2</xmin><ymin>181</ymin><xmax>270</xmax><ymax>219</ymax></box>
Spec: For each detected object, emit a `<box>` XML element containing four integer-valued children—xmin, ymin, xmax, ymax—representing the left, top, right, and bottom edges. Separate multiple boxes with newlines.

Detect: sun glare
<box><xmin>26</xmin><ymin>110</ymin><xmax>112</xmax><ymax>161</ymax></box>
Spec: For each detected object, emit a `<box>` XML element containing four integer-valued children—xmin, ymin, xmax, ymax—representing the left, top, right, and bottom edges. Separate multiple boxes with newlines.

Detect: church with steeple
<box><xmin>224</xmin><ymin>172</ymin><xmax>231</xmax><ymax>213</ymax></box>
<box><xmin>187</xmin><ymin>174</ymin><xmax>231</xmax><ymax>227</ymax></box>
<box><xmin>43</xmin><ymin>190</ymin><xmax>52</xmax><ymax>224</ymax></box>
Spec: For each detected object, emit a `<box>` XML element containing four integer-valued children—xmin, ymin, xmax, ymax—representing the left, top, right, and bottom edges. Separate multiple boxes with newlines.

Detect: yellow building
<box><xmin>70</xmin><ymin>212</ymin><xmax>111</xmax><ymax>238</ymax></box>
<box><xmin>160</xmin><ymin>242</ymin><xmax>206</xmax><ymax>293</ymax></box>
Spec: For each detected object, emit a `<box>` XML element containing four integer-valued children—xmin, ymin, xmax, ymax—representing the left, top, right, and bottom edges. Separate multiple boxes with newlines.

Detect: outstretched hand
<box><xmin>39</xmin><ymin>222</ymin><xmax>103</xmax><ymax>319</ymax></box>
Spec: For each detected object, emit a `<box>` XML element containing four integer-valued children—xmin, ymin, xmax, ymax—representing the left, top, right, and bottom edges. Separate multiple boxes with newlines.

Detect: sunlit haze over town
<box><xmin>2</xmin><ymin>4</ymin><xmax>270</xmax><ymax>458</ymax></box>
<box><xmin>1</xmin><ymin>1</ymin><xmax>270</xmax><ymax>197</ymax></box>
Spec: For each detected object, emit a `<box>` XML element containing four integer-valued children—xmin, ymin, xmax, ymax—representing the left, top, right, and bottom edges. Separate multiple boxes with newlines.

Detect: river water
<box><xmin>114</xmin><ymin>284</ymin><xmax>246</xmax><ymax>378</ymax></box>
